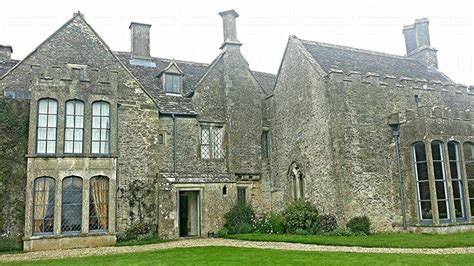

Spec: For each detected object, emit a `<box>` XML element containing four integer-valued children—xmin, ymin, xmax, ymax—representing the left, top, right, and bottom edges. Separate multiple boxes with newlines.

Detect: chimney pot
<box><xmin>0</xmin><ymin>45</ymin><xmax>13</xmax><ymax>62</ymax></box>
<box><xmin>129</xmin><ymin>22</ymin><xmax>152</xmax><ymax>59</ymax></box>
<box><xmin>219</xmin><ymin>9</ymin><xmax>241</xmax><ymax>48</ymax></box>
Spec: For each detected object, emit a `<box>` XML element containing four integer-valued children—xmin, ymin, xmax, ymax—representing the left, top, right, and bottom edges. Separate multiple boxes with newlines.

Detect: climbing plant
<box><xmin>0</xmin><ymin>98</ymin><xmax>29</xmax><ymax>237</ymax></box>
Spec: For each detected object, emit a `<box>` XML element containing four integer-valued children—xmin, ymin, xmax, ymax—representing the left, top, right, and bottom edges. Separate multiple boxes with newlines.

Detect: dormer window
<box><xmin>164</xmin><ymin>73</ymin><xmax>181</xmax><ymax>94</ymax></box>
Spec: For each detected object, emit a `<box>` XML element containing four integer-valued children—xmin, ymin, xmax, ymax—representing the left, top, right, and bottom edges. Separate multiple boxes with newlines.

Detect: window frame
<box><xmin>64</xmin><ymin>100</ymin><xmax>85</xmax><ymax>154</ymax></box>
<box><xmin>431</xmin><ymin>140</ymin><xmax>450</xmax><ymax>222</ymax></box>
<box><xmin>412</xmin><ymin>142</ymin><xmax>433</xmax><ymax>223</ymax></box>
<box><xmin>464</xmin><ymin>142</ymin><xmax>474</xmax><ymax>218</ymax></box>
<box><xmin>91</xmin><ymin>101</ymin><xmax>111</xmax><ymax>155</ymax></box>
<box><xmin>36</xmin><ymin>98</ymin><xmax>58</xmax><ymax>155</ymax></box>
<box><xmin>61</xmin><ymin>176</ymin><xmax>83</xmax><ymax>235</ymax></box>
<box><xmin>89</xmin><ymin>176</ymin><xmax>109</xmax><ymax>233</ymax></box>
<box><xmin>164</xmin><ymin>73</ymin><xmax>182</xmax><ymax>94</ymax></box>
<box><xmin>200</xmin><ymin>125</ymin><xmax>224</xmax><ymax>160</ymax></box>
<box><xmin>32</xmin><ymin>177</ymin><xmax>56</xmax><ymax>236</ymax></box>
<box><xmin>447</xmin><ymin>141</ymin><xmax>466</xmax><ymax>221</ymax></box>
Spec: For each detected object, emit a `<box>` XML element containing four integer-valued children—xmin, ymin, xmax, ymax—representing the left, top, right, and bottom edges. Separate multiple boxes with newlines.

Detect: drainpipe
<box><xmin>172</xmin><ymin>114</ymin><xmax>177</xmax><ymax>173</ymax></box>
<box><xmin>390</xmin><ymin>123</ymin><xmax>407</xmax><ymax>229</ymax></box>
<box><xmin>115</xmin><ymin>103</ymin><xmax>120</xmax><ymax>233</ymax></box>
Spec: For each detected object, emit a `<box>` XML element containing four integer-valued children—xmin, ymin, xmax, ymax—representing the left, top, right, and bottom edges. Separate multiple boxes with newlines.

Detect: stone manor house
<box><xmin>0</xmin><ymin>10</ymin><xmax>472</xmax><ymax>251</ymax></box>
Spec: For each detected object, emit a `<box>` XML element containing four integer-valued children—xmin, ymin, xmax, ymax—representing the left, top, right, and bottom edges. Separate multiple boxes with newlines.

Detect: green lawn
<box><xmin>6</xmin><ymin>246</ymin><xmax>474</xmax><ymax>265</ymax></box>
<box><xmin>226</xmin><ymin>232</ymin><xmax>474</xmax><ymax>248</ymax></box>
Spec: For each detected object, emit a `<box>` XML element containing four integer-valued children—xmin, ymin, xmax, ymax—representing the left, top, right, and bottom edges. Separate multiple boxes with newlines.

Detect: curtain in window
<box><xmin>33</xmin><ymin>177</ymin><xmax>55</xmax><ymax>234</ymax></box>
<box><xmin>89</xmin><ymin>176</ymin><xmax>109</xmax><ymax>231</ymax></box>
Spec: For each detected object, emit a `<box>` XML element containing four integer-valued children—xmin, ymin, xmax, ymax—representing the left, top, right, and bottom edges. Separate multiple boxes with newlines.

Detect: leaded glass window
<box><xmin>413</xmin><ymin>142</ymin><xmax>432</xmax><ymax>221</ymax></box>
<box><xmin>237</xmin><ymin>187</ymin><xmax>246</xmax><ymax>204</ymax></box>
<box><xmin>32</xmin><ymin>177</ymin><xmax>55</xmax><ymax>235</ymax></box>
<box><xmin>89</xmin><ymin>176</ymin><xmax>109</xmax><ymax>232</ymax></box>
<box><xmin>36</xmin><ymin>98</ymin><xmax>57</xmax><ymax>154</ymax></box>
<box><xmin>213</xmin><ymin>127</ymin><xmax>223</xmax><ymax>159</ymax></box>
<box><xmin>464</xmin><ymin>142</ymin><xmax>474</xmax><ymax>217</ymax></box>
<box><xmin>61</xmin><ymin>176</ymin><xmax>83</xmax><ymax>234</ymax></box>
<box><xmin>431</xmin><ymin>141</ymin><xmax>450</xmax><ymax>221</ymax></box>
<box><xmin>164</xmin><ymin>74</ymin><xmax>181</xmax><ymax>94</ymax></box>
<box><xmin>64</xmin><ymin>100</ymin><xmax>84</xmax><ymax>154</ymax></box>
<box><xmin>91</xmin><ymin>101</ymin><xmax>110</xmax><ymax>154</ymax></box>
<box><xmin>448</xmin><ymin>142</ymin><xmax>465</xmax><ymax>219</ymax></box>
<box><xmin>200</xmin><ymin>126</ymin><xmax>223</xmax><ymax>159</ymax></box>
<box><xmin>201</xmin><ymin>127</ymin><xmax>210</xmax><ymax>159</ymax></box>
<box><xmin>261</xmin><ymin>130</ymin><xmax>270</xmax><ymax>158</ymax></box>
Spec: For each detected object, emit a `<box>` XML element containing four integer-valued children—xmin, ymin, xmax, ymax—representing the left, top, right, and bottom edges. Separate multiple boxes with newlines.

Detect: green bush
<box><xmin>282</xmin><ymin>200</ymin><xmax>318</xmax><ymax>233</ymax></box>
<box><xmin>254</xmin><ymin>213</ymin><xmax>285</xmax><ymax>234</ymax></box>
<box><xmin>0</xmin><ymin>237</ymin><xmax>22</xmax><ymax>253</ymax></box>
<box><xmin>313</xmin><ymin>214</ymin><xmax>338</xmax><ymax>234</ymax></box>
<box><xmin>329</xmin><ymin>227</ymin><xmax>357</xmax><ymax>236</ymax></box>
<box><xmin>238</xmin><ymin>223</ymin><xmax>255</xmax><ymax>234</ymax></box>
<box><xmin>224</xmin><ymin>203</ymin><xmax>255</xmax><ymax>234</ymax></box>
<box><xmin>216</xmin><ymin>228</ymin><xmax>229</xmax><ymax>238</ymax></box>
<box><xmin>346</xmin><ymin>216</ymin><xmax>371</xmax><ymax>235</ymax></box>
<box><xmin>294</xmin><ymin>229</ymin><xmax>310</xmax><ymax>235</ymax></box>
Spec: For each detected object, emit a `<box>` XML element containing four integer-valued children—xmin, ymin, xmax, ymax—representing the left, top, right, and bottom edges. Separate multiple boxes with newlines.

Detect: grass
<box><xmin>226</xmin><ymin>231</ymin><xmax>474</xmax><ymax>248</ymax></box>
<box><xmin>6</xmin><ymin>246</ymin><xmax>474</xmax><ymax>265</ymax></box>
<box><xmin>114</xmin><ymin>238</ymin><xmax>170</xmax><ymax>247</ymax></box>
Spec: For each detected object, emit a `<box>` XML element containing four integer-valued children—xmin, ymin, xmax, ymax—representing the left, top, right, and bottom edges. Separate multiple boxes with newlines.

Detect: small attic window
<box><xmin>164</xmin><ymin>73</ymin><xmax>181</xmax><ymax>94</ymax></box>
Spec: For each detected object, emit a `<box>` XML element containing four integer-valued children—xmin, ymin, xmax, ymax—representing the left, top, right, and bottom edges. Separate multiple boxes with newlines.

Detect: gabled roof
<box><xmin>0</xmin><ymin>59</ymin><xmax>19</xmax><ymax>77</ymax></box>
<box><xmin>298</xmin><ymin>38</ymin><xmax>451</xmax><ymax>82</ymax></box>
<box><xmin>116</xmin><ymin>51</ymin><xmax>276</xmax><ymax>114</ymax></box>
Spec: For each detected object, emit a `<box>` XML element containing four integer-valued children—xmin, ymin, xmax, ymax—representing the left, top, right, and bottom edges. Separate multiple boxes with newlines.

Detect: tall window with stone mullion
<box><xmin>36</xmin><ymin>99</ymin><xmax>58</xmax><ymax>154</ymax></box>
<box><xmin>464</xmin><ymin>142</ymin><xmax>474</xmax><ymax>217</ymax></box>
<box><xmin>431</xmin><ymin>141</ymin><xmax>450</xmax><ymax>221</ymax></box>
<box><xmin>32</xmin><ymin>177</ymin><xmax>55</xmax><ymax>235</ymax></box>
<box><xmin>91</xmin><ymin>101</ymin><xmax>110</xmax><ymax>154</ymax></box>
<box><xmin>448</xmin><ymin>141</ymin><xmax>465</xmax><ymax>219</ymax></box>
<box><xmin>64</xmin><ymin>100</ymin><xmax>84</xmax><ymax>154</ymax></box>
<box><xmin>412</xmin><ymin>142</ymin><xmax>431</xmax><ymax>221</ymax></box>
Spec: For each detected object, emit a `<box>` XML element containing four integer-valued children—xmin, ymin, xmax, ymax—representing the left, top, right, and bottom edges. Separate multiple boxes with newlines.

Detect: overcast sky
<box><xmin>0</xmin><ymin>0</ymin><xmax>472</xmax><ymax>84</ymax></box>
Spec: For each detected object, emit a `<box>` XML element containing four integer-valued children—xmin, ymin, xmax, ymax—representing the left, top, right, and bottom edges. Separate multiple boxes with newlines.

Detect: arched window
<box><xmin>61</xmin><ymin>176</ymin><xmax>83</xmax><ymax>234</ymax></box>
<box><xmin>91</xmin><ymin>101</ymin><xmax>110</xmax><ymax>154</ymax></box>
<box><xmin>464</xmin><ymin>142</ymin><xmax>474</xmax><ymax>217</ymax></box>
<box><xmin>64</xmin><ymin>100</ymin><xmax>84</xmax><ymax>154</ymax></box>
<box><xmin>448</xmin><ymin>141</ymin><xmax>465</xmax><ymax>219</ymax></box>
<box><xmin>32</xmin><ymin>177</ymin><xmax>55</xmax><ymax>235</ymax></box>
<box><xmin>89</xmin><ymin>176</ymin><xmax>109</xmax><ymax>231</ymax></box>
<box><xmin>289</xmin><ymin>163</ymin><xmax>304</xmax><ymax>200</ymax></box>
<box><xmin>36</xmin><ymin>98</ymin><xmax>57</xmax><ymax>154</ymax></box>
<box><xmin>412</xmin><ymin>142</ymin><xmax>431</xmax><ymax>221</ymax></box>
<box><xmin>431</xmin><ymin>141</ymin><xmax>450</xmax><ymax>221</ymax></box>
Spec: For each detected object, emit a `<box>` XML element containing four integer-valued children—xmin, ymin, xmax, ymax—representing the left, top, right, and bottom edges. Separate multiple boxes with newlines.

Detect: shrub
<box><xmin>216</xmin><ymin>228</ymin><xmax>229</xmax><ymax>238</ymax></box>
<box><xmin>0</xmin><ymin>237</ymin><xmax>22</xmax><ymax>253</ymax></box>
<box><xmin>294</xmin><ymin>229</ymin><xmax>310</xmax><ymax>235</ymax></box>
<box><xmin>118</xmin><ymin>222</ymin><xmax>155</xmax><ymax>241</ymax></box>
<box><xmin>254</xmin><ymin>213</ymin><xmax>285</xmax><ymax>234</ymax></box>
<box><xmin>329</xmin><ymin>227</ymin><xmax>356</xmax><ymax>236</ymax></box>
<box><xmin>313</xmin><ymin>214</ymin><xmax>338</xmax><ymax>234</ymax></box>
<box><xmin>238</xmin><ymin>223</ymin><xmax>255</xmax><ymax>234</ymax></box>
<box><xmin>282</xmin><ymin>200</ymin><xmax>318</xmax><ymax>233</ymax></box>
<box><xmin>224</xmin><ymin>203</ymin><xmax>255</xmax><ymax>234</ymax></box>
<box><xmin>346</xmin><ymin>216</ymin><xmax>371</xmax><ymax>235</ymax></box>
<box><xmin>116</xmin><ymin>232</ymin><xmax>128</xmax><ymax>243</ymax></box>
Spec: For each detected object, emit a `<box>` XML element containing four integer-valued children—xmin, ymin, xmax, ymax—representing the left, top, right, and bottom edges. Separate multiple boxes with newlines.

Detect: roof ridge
<box><xmin>114</xmin><ymin>51</ymin><xmax>210</xmax><ymax>67</ymax></box>
<box><xmin>298</xmin><ymin>38</ymin><xmax>413</xmax><ymax>61</ymax></box>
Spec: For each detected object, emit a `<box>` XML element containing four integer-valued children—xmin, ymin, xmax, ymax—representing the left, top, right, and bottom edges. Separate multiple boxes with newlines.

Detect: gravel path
<box><xmin>1</xmin><ymin>238</ymin><xmax>474</xmax><ymax>263</ymax></box>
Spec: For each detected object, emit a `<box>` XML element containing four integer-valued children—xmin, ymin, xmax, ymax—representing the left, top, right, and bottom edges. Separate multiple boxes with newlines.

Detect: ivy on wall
<box><xmin>119</xmin><ymin>178</ymin><xmax>158</xmax><ymax>231</ymax></box>
<box><xmin>0</xmin><ymin>99</ymin><xmax>29</xmax><ymax>237</ymax></box>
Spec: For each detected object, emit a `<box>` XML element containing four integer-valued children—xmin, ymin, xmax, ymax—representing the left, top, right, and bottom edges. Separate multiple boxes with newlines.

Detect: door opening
<box><xmin>178</xmin><ymin>191</ymin><xmax>200</xmax><ymax>237</ymax></box>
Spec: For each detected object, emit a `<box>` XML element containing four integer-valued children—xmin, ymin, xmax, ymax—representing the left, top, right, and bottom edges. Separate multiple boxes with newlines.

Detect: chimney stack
<box><xmin>129</xmin><ymin>22</ymin><xmax>152</xmax><ymax>59</ymax></box>
<box><xmin>403</xmin><ymin>18</ymin><xmax>438</xmax><ymax>68</ymax></box>
<box><xmin>219</xmin><ymin>10</ymin><xmax>242</xmax><ymax>49</ymax></box>
<box><xmin>0</xmin><ymin>45</ymin><xmax>13</xmax><ymax>62</ymax></box>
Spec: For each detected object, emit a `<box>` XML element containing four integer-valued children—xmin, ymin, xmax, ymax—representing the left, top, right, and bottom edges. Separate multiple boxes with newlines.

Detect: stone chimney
<box><xmin>403</xmin><ymin>18</ymin><xmax>438</xmax><ymax>68</ymax></box>
<box><xmin>129</xmin><ymin>22</ymin><xmax>152</xmax><ymax>59</ymax></box>
<box><xmin>0</xmin><ymin>45</ymin><xmax>13</xmax><ymax>62</ymax></box>
<box><xmin>219</xmin><ymin>9</ymin><xmax>242</xmax><ymax>49</ymax></box>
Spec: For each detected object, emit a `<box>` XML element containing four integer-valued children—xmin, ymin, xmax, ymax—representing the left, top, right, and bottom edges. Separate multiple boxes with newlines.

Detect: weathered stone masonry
<box><xmin>0</xmin><ymin>10</ymin><xmax>472</xmax><ymax>251</ymax></box>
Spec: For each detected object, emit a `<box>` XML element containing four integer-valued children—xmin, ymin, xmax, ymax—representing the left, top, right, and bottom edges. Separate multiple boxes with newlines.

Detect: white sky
<box><xmin>0</xmin><ymin>0</ymin><xmax>472</xmax><ymax>84</ymax></box>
